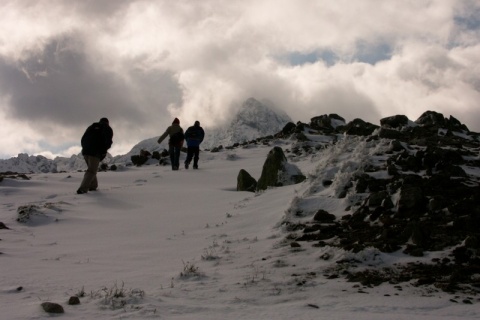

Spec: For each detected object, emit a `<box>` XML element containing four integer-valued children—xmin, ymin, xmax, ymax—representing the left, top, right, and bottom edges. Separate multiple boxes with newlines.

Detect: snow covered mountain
<box><xmin>202</xmin><ymin>97</ymin><xmax>292</xmax><ymax>149</ymax></box>
<box><xmin>1</xmin><ymin>110</ymin><xmax>479</xmax><ymax>319</ymax></box>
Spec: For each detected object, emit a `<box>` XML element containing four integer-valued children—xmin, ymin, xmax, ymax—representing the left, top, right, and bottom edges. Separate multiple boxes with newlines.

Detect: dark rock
<box><xmin>380</xmin><ymin>115</ymin><xmax>409</xmax><ymax>128</ymax></box>
<box><xmin>313</xmin><ymin>209</ymin><xmax>336</xmax><ymax>222</ymax></box>
<box><xmin>131</xmin><ymin>154</ymin><xmax>148</xmax><ymax>166</ymax></box>
<box><xmin>379</xmin><ymin>128</ymin><xmax>406</xmax><ymax>140</ymax></box>
<box><xmin>415</xmin><ymin>110</ymin><xmax>447</xmax><ymax>127</ymax></box>
<box><xmin>368</xmin><ymin>191</ymin><xmax>388</xmax><ymax>207</ymax></box>
<box><xmin>257</xmin><ymin>147</ymin><xmax>305</xmax><ymax>190</ymax></box>
<box><xmin>0</xmin><ymin>222</ymin><xmax>9</xmax><ymax>229</ymax></box>
<box><xmin>296</xmin><ymin>132</ymin><xmax>309</xmax><ymax>142</ymax></box>
<box><xmin>237</xmin><ymin>169</ymin><xmax>257</xmax><ymax>192</ymax></box>
<box><xmin>310</xmin><ymin>114</ymin><xmax>345</xmax><ymax>133</ymax></box>
<box><xmin>281</xmin><ymin>122</ymin><xmax>297</xmax><ymax>135</ymax></box>
<box><xmin>343</xmin><ymin>118</ymin><xmax>379</xmax><ymax>136</ymax></box>
<box><xmin>41</xmin><ymin>302</ymin><xmax>64</xmax><ymax>314</ymax></box>
<box><xmin>68</xmin><ymin>296</ymin><xmax>80</xmax><ymax>305</ymax></box>
<box><xmin>447</xmin><ymin>115</ymin><xmax>469</xmax><ymax>132</ymax></box>
<box><xmin>398</xmin><ymin>186</ymin><xmax>425</xmax><ymax>215</ymax></box>
<box><xmin>390</xmin><ymin>140</ymin><xmax>406</xmax><ymax>152</ymax></box>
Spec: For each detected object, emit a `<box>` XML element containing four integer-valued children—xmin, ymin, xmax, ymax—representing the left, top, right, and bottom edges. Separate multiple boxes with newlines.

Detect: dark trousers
<box><xmin>185</xmin><ymin>146</ymin><xmax>200</xmax><ymax>167</ymax></box>
<box><xmin>79</xmin><ymin>155</ymin><xmax>100</xmax><ymax>192</ymax></box>
<box><xmin>169</xmin><ymin>145</ymin><xmax>181</xmax><ymax>169</ymax></box>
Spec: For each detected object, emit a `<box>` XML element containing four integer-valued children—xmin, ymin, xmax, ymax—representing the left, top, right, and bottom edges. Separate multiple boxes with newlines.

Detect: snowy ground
<box><xmin>1</xmin><ymin>141</ymin><xmax>478</xmax><ymax>319</ymax></box>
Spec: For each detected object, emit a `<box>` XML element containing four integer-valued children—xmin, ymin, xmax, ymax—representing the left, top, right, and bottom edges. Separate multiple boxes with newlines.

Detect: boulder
<box><xmin>415</xmin><ymin>110</ymin><xmax>446</xmax><ymax>127</ymax></box>
<box><xmin>380</xmin><ymin>115</ymin><xmax>409</xmax><ymax>129</ymax></box>
<box><xmin>280</xmin><ymin>122</ymin><xmax>297</xmax><ymax>135</ymax></box>
<box><xmin>398</xmin><ymin>186</ymin><xmax>425</xmax><ymax>215</ymax></box>
<box><xmin>313</xmin><ymin>209</ymin><xmax>336</xmax><ymax>222</ymax></box>
<box><xmin>131</xmin><ymin>154</ymin><xmax>148</xmax><ymax>166</ymax></box>
<box><xmin>237</xmin><ymin>169</ymin><xmax>257</xmax><ymax>192</ymax></box>
<box><xmin>68</xmin><ymin>296</ymin><xmax>81</xmax><ymax>305</ymax></box>
<box><xmin>41</xmin><ymin>302</ymin><xmax>64</xmax><ymax>314</ymax></box>
<box><xmin>343</xmin><ymin>118</ymin><xmax>379</xmax><ymax>136</ymax></box>
<box><xmin>378</xmin><ymin>128</ymin><xmax>406</xmax><ymax>140</ymax></box>
<box><xmin>310</xmin><ymin>114</ymin><xmax>345</xmax><ymax>132</ymax></box>
<box><xmin>257</xmin><ymin>147</ymin><xmax>306</xmax><ymax>191</ymax></box>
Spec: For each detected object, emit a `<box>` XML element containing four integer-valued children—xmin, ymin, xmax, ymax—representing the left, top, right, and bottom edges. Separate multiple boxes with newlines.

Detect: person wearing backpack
<box><xmin>157</xmin><ymin>118</ymin><xmax>184</xmax><ymax>170</ymax></box>
<box><xmin>77</xmin><ymin>117</ymin><xmax>113</xmax><ymax>194</ymax></box>
<box><xmin>184</xmin><ymin>120</ymin><xmax>205</xmax><ymax>169</ymax></box>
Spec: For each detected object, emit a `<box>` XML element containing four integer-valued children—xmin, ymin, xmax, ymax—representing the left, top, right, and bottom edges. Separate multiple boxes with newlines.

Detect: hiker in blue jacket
<box><xmin>184</xmin><ymin>121</ymin><xmax>205</xmax><ymax>169</ymax></box>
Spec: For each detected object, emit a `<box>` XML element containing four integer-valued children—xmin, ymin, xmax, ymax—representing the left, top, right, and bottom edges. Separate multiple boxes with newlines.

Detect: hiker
<box><xmin>77</xmin><ymin>117</ymin><xmax>113</xmax><ymax>194</ymax></box>
<box><xmin>184</xmin><ymin>120</ymin><xmax>205</xmax><ymax>169</ymax></box>
<box><xmin>157</xmin><ymin>118</ymin><xmax>184</xmax><ymax>170</ymax></box>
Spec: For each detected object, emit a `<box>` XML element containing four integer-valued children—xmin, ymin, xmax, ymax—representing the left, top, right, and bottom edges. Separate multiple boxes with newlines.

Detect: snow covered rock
<box><xmin>257</xmin><ymin>146</ymin><xmax>305</xmax><ymax>191</ymax></box>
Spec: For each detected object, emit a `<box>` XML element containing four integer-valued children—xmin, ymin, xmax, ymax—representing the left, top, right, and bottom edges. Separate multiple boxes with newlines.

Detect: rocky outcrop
<box><xmin>279</xmin><ymin>110</ymin><xmax>480</xmax><ymax>294</ymax></box>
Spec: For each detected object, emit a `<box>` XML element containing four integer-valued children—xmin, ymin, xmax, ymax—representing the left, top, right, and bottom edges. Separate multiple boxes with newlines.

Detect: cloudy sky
<box><xmin>1</xmin><ymin>0</ymin><xmax>479</xmax><ymax>159</ymax></box>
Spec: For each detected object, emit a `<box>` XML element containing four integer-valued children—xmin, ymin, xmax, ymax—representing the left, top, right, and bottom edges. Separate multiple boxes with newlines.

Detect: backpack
<box><xmin>170</xmin><ymin>131</ymin><xmax>184</xmax><ymax>145</ymax></box>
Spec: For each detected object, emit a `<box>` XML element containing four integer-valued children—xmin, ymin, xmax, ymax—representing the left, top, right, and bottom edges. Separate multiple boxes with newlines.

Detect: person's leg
<box><xmin>193</xmin><ymin>147</ymin><xmax>200</xmax><ymax>169</ymax></box>
<box><xmin>78</xmin><ymin>155</ymin><xmax>100</xmax><ymax>193</ymax></box>
<box><xmin>174</xmin><ymin>147</ymin><xmax>181</xmax><ymax>169</ymax></box>
<box><xmin>169</xmin><ymin>145</ymin><xmax>176</xmax><ymax>170</ymax></box>
<box><xmin>185</xmin><ymin>147</ymin><xmax>193</xmax><ymax>169</ymax></box>
<box><xmin>89</xmin><ymin>170</ymin><xmax>98</xmax><ymax>191</ymax></box>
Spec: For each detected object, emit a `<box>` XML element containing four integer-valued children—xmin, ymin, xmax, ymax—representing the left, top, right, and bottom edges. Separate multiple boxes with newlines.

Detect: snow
<box><xmin>1</xmin><ymin>139</ymin><xmax>478</xmax><ymax>319</ymax></box>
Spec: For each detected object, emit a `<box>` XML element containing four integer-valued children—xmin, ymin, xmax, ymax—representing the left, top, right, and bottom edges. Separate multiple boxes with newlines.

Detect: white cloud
<box><xmin>0</xmin><ymin>0</ymin><xmax>479</xmax><ymax>159</ymax></box>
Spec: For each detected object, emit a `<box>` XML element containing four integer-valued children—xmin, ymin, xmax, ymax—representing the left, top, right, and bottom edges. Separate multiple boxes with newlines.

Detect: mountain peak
<box><xmin>203</xmin><ymin>98</ymin><xmax>292</xmax><ymax>148</ymax></box>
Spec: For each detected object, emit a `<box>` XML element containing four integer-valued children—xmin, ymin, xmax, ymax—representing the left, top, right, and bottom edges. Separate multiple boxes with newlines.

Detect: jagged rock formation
<box><xmin>276</xmin><ymin>111</ymin><xmax>480</xmax><ymax>293</ymax></box>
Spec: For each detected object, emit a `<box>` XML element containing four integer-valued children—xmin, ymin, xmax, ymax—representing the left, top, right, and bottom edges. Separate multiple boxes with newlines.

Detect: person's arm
<box><xmin>157</xmin><ymin>128</ymin><xmax>170</xmax><ymax>144</ymax></box>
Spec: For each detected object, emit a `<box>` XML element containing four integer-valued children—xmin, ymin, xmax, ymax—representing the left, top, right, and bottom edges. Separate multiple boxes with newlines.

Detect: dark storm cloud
<box><xmin>0</xmin><ymin>32</ymin><xmax>182</xmax><ymax>133</ymax></box>
<box><xmin>0</xmin><ymin>35</ymin><xmax>133</xmax><ymax>124</ymax></box>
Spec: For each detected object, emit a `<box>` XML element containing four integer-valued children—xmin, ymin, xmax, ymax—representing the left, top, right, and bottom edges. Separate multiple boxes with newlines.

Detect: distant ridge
<box><xmin>1</xmin><ymin>108</ymin><xmax>478</xmax><ymax>174</ymax></box>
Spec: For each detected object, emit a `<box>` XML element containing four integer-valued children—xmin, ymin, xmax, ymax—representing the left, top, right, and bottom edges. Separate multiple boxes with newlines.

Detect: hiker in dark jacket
<box><xmin>77</xmin><ymin>117</ymin><xmax>113</xmax><ymax>194</ymax></box>
<box><xmin>158</xmin><ymin>118</ymin><xmax>184</xmax><ymax>170</ymax></box>
<box><xmin>184</xmin><ymin>120</ymin><xmax>205</xmax><ymax>169</ymax></box>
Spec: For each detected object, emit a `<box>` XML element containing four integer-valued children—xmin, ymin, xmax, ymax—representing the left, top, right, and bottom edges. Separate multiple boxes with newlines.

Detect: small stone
<box><xmin>68</xmin><ymin>296</ymin><xmax>81</xmax><ymax>305</ymax></box>
<box><xmin>41</xmin><ymin>302</ymin><xmax>64</xmax><ymax>314</ymax></box>
<box><xmin>290</xmin><ymin>242</ymin><xmax>301</xmax><ymax>248</ymax></box>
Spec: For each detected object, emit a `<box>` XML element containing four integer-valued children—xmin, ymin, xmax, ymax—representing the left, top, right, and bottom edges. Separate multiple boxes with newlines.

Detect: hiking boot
<box><xmin>76</xmin><ymin>189</ymin><xmax>87</xmax><ymax>194</ymax></box>
<box><xmin>193</xmin><ymin>165</ymin><xmax>198</xmax><ymax>169</ymax></box>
